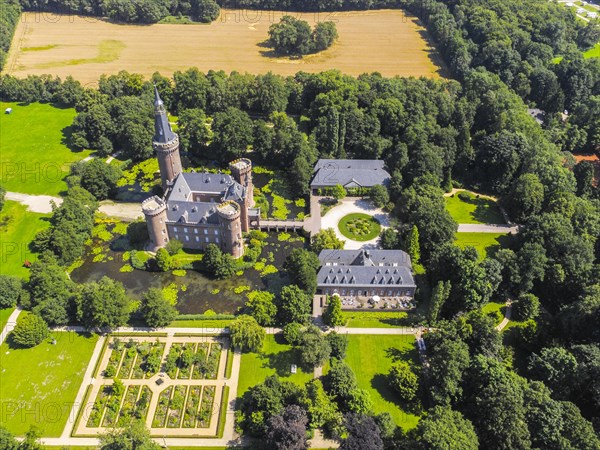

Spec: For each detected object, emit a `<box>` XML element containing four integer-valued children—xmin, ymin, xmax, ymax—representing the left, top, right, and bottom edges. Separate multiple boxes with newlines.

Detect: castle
<box><xmin>142</xmin><ymin>88</ymin><xmax>259</xmax><ymax>258</ymax></box>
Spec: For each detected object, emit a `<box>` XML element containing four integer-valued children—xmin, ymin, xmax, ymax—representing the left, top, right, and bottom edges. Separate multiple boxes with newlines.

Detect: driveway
<box><xmin>320</xmin><ymin>198</ymin><xmax>390</xmax><ymax>250</ymax></box>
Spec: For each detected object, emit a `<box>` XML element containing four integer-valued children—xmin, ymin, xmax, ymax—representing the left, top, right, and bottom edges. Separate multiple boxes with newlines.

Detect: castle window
<box><xmin>195</xmin><ymin>236</ymin><xmax>199</xmax><ymax>242</ymax></box>
<box><xmin>214</xmin><ymin>229</ymin><xmax>218</xmax><ymax>235</ymax></box>
<box><xmin>205</xmin><ymin>237</ymin><xmax>209</xmax><ymax>243</ymax></box>
<box><xmin>173</xmin><ymin>227</ymin><xmax>178</xmax><ymax>232</ymax></box>
<box><xmin>175</xmin><ymin>234</ymin><xmax>180</xmax><ymax>240</ymax></box>
<box><xmin>184</xmin><ymin>227</ymin><xmax>188</xmax><ymax>233</ymax></box>
<box><xmin>163</xmin><ymin>238</ymin><xmax>167</xmax><ymax>243</ymax></box>
<box><xmin>204</xmin><ymin>229</ymin><xmax>208</xmax><ymax>235</ymax></box>
<box><xmin>393</xmin><ymin>263</ymin><xmax>398</xmax><ymax>267</ymax></box>
<box><xmin>185</xmin><ymin>236</ymin><xmax>189</xmax><ymax>242</ymax></box>
<box><xmin>194</xmin><ymin>229</ymin><xmax>198</xmax><ymax>234</ymax></box>
<box><xmin>162</xmin><ymin>230</ymin><xmax>166</xmax><ymax>235</ymax></box>
<box><xmin>216</xmin><ymin>237</ymin><xmax>219</xmax><ymax>244</ymax></box>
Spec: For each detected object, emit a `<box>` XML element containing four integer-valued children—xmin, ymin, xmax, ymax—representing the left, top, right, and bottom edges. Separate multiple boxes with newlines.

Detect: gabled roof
<box><xmin>311</xmin><ymin>159</ymin><xmax>391</xmax><ymax>188</ymax></box>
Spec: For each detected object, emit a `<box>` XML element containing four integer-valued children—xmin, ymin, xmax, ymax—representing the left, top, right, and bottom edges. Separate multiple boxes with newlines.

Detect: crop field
<box><xmin>6</xmin><ymin>10</ymin><xmax>444</xmax><ymax>83</ymax></box>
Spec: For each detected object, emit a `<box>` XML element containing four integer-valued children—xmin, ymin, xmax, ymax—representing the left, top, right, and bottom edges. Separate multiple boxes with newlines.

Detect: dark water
<box><xmin>71</xmin><ymin>233</ymin><xmax>304</xmax><ymax>314</ymax></box>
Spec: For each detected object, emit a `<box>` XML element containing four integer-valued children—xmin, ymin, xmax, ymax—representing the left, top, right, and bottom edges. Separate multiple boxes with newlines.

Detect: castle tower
<box><xmin>216</xmin><ymin>201</ymin><xmax>244</xmax><ymax>259</ymax></box>
<box><xmin>153</xmin><ymin>86</ymin><xmax>182</xmax><ymax>191</ymax></box>
<box><xmin>142</xmin><ymin>196</ymin><xmax>169</xmax><ymax>252</ymax></box>
<box><xmin>229</xmin><ymin>158</ymin><xmax>254</xmax><ymax>232</ymax></box>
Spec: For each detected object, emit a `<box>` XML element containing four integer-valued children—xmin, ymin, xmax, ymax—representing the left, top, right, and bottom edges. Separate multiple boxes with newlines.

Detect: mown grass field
<box><xmin>0</xmin><ymin>101</ymin><xmax>91</xmax><ymax>195</ymax></box>
<box><xmin>345</xmin><ymin>334</ymin><xmax>420</xmax><ymax>430</ymax></box>
<box><xmin>0</xmin><ymin>330</ymin><xmax>98</xmax><ymax>436</ymax></box>
<box><xmin>445</xmin><ymin>190</ymin><xmax>504</xmax><ymax>224</ymax></box>
<box><xmin>0</xmin><ymin>200</ymin><xmax>51</xmax><ymax>278</ymax></box>
<box><xmin>454</xmin><ymin>232</ymin><xmax>511</xmax><ymax>259</ymax></box>
<box><xmin>6</xmin><ymin>10</ymin><xmax>443</xmax><ymax>83</ymax></box>
<box><xmin>341</xmin><ymin>310</ymin><xmax>411</xmax><ymax>328</ymax></box>
<box><xmin>0</xmin><ymin>307</ymin><xmax>15</xmax><ymax>329</ymax></box>
<box><xmin>237</xmin><ymin>334</ymin><xmax>313</xmax><ymax>397</ymax></box>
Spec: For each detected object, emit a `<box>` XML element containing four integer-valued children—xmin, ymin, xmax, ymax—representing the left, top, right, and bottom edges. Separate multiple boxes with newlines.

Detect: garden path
<box><xmin>0</xmin><ymin>306</ymin><xmax>22</xmax><ymax>345</ymax></box>
<box><xmin>495</xmin><ymin>300</ymin><xmax>513</xmax><ymax>331</ymax></box>
<box><xmin>320</xmin><ymin>198</ymin><xmax>390</xmax><ymax>249</ymax></box>
<box><xmin>457</xmin><ymin>223</ymin><xmax>519</xmax><ymax>233</ymax></box>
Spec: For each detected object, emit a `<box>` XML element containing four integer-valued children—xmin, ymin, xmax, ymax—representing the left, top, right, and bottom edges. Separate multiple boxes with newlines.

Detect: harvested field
<box><xmin>5</xmin><ymin>10</ymin><xmax>444</xmax><ymax>83</ymax></box>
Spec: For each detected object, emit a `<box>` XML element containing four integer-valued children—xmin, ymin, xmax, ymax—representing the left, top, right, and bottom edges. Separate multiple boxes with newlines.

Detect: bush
<box><xmin>457</xmin><ymin>192</ymin><xmax>471</xmax><ymax>202</ymax></box>
<box><xmin>11</xmin><ymin>314</ymin><xmax>49</xmax><ymax>348</ymax></box>
<box><xmin>282</xmin><ymin>322</ymin><xmax>303</xmax><ymax>345</ymax></box>
<box><xmin>165</xmin><ymin>239</ymin><xmax>183</xmax><ymax>256</ymax></box>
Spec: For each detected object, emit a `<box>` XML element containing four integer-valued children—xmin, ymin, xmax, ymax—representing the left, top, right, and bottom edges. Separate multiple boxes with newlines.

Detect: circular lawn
<box><xmin>338</xmin><ymin>213</ymin><xmax>381</xmax><ymax>241</ymax></box>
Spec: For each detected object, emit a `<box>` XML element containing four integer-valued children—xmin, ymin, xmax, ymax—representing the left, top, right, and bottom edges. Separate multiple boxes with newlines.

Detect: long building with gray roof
<box><xmin>311</xmin><ymin>159</ymin><xmax>391</xmax><ymax>191</ymax></box>
<box><xmin>317</xmin><ymin>249</ymin><xmax>416</xmax><ymax>298</ymax></box>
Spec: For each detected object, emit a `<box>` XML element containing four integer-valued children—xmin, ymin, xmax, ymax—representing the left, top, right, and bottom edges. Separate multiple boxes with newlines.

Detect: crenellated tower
<box><xmin>216</xmin><ymin>201</ymin><xmax>244</xmax><ymax>259</ymax></box>
<box><xmin>153</xmin><ymin>86</ymin><xmax>182</xmax><ymax>191</ymax></box>
<box><xmin>229</xmin><ymin>158</ymin><xmax>254</xmax><ymax>232</ymax></box>
<box><xmin>142</xmin><ymin>195</ymin><xmax>169</xmax><ymax>252</ymax></box>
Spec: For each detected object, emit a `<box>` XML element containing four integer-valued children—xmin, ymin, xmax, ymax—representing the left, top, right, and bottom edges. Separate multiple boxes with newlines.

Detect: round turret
<box><xmin>216</xmin><ymin>201</ymin><xmax>244</xmax><ymax>258</ymax></box>
<box><xmin>229</xmin><ymin>158</ymin><xmax>254</xmax><ymax>231</ymax></box>
<box><xmin>142</xmin><ymin>196</ymin><xmax>169</xmax><ymax>251</ymax></box>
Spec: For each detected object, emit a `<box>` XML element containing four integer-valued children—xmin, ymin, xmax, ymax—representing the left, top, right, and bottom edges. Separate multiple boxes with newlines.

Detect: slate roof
<box><xmin>165</xmin><ymin>172</ymin><xmax>247</xmax><ymax>224</ymax></box>
<box><xmin>317</xmin><ymin>249</ymin><xmax>415</xmax><ymax>288</ymax></box>
<box><xmin>153</xmin><ymin>87</ymin><xmax>177</xmax><ymax>144</ymax></box>
<box><xmin>311</xmin><ymin>159</ymin><xmax>391</xmax><ymax>189</ymax></box>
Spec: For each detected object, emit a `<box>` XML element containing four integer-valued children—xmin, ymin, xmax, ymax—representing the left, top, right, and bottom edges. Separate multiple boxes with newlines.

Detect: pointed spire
<box><xmin>153</xmin><ymin>85</ymin><xmax>176</xmax><ymax>144</ymax></box>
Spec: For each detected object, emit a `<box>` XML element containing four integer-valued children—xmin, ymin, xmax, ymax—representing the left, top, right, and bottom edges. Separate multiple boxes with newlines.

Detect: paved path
<box><xmin>304</xmin><ymin>195</ymin><xmax>323</xmax><ymax>236</ymax></box>
<box><xmin>320</xmin><ymin>198</ymin><xmax>390</xmax><ymax>250</ymax></box>
<box><xmin>6</xmin><ymin>191</ymin><xmax>142</xmax><ymax>221</ymax></box>
<box><xmin>0</xmin><ymin>306</ymin><xmax>22</xmax><ymax>345</ymax></box>
<box><xmin>457</xmin><ymin>223</ymin><xmax>519</xmax><ymax>233</ymax></box>
<box><xmin>496</xmin><ymin>300</ymin><xmax>513</xmax><ymax>331</ymax></box>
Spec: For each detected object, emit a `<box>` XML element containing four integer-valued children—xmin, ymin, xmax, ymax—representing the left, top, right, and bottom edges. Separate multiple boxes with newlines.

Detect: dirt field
<box><xmin>5</xmin><ymin>10</ymin><xmax>444</xmax><ymax>83</ymax></box>
<box><xmin>573</xmin><ymin>153</ymin><xmax>600</xmax><ymax>186</ymax></box>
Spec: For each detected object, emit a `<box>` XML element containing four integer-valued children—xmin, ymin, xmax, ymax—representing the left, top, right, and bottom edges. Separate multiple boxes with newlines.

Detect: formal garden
<box><xmin>74</xmin><ymin>335</ymin><xmax>231</xmax><ymax>437</ymax></box>
<box><xmin>338</xmin><ymin>213</ymin><xmax>382</xmax><ymax>242</ymax></box>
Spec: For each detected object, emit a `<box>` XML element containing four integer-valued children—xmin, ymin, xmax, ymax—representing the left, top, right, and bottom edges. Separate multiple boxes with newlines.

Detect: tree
<box><xmin>406</xmin><ymin>225</ymin><xmax>421</xmax><ymax>264</ymax></box>
<box><xmin>203</xmin><ymin>244</ymin><xmax>236</xmax><ymax>279</ymax></box>
<box><xmin>379</xmin><ymin>228</ymin><xmax>399</xmax><ymax>249</ymax></box>
<box><xmin>78</xmin><ymin>277</ymin><xmax>131</xmax><ymax>329</ymax></box>
<box><xmin>513</xmin><ymin>293</ymin><xmax>540</xmax><ymax>321</ymax></box>
<box><xmin>0</xmin><ymin>425</ymin><xmax>18</xmax><ymax>450</ymax></box>
<box><xmin>192</xmin><ymin>0</ymin><xmax>220</xmax><ymax>23</ymax></box>
<box><xmin>211</xmin><ymin>107</ymin><xmax>253</xmax><ymax>161</ymax></box>
<box><xmin>528</xmin><ymin>347</ymin><xmax>578</xmax><ymax>399</ymax></box>
<box><xmin>279</xmin><ymin>285</ymin><xmax>312</xmax><ymax>325</ymax></box>
<box><xmin>140</xmin><ymin>288</ymin><xmax>177</xmax><ymax>328</ymax></box>
<box><xmin>155</xmin><ymin>248</ymin><xmax>172</xmax><ymax>272</ymax></box>
<box><xmin>340</xmin><ymin>413</ymin><xmax>384</xmax><ymax>450</ymax></box>
<box><xmin>265</xmin><ymin>405</ymin><xmax>309</xmax><ymax>450</ymax></box>
<box><xmin>282</xmin><ymin>322</ymin><xmax>303</xmax><ymax>345</ymax></box>
<box><xmin>75</xmin><ymin>159</ymin><xmax>122</xmax><ymax>200</ymax></box>
<box><xmin>323</xmin><ymin>295</ymin><xmax>344</xmax><ymax>327</ymax></box>
<box><xmin>230</xmin><ymin>315</ymin><xmax>265</xmax><ymax>352</ymax></box>
<box><xmin>311</xmin><ymin>228</ymin><xmax>345</xmax><ymax>253</ymax></box>
<box><xmin>268</xmin><ymin>16</ymin><xmax>313</xmax><ymax>55</ymax></box>
<box><xmin>246</xmin><ymin>290</ymin><xmax>277</xmax><ymax>326</ymax></box>
<box><xmin>99</xmin><ymin>419</ymin><xmax>160</xmax><ymax>450</ymax></box>
<box><xmin>506</xmin><ymin>173</ymin><xmax>544</xmax><ymax>223</ymax></box>
<box><xmin>428</xmin><ymin>280</ymin><xmax>451</xmax><ymax>323</ymax></box>
<box><xmin>165</xmin><ymin>239</ymin><xmax>183</xmax><ymax>256</ymax></box>
<box><xmin>10</xmin><ymin>314</ymin><xmax>49</xmax><ymax>348</ymax></box>
<box><xmin>369</xmin><ymin>184</ymin><xmax>389</xmax><ymax>209</ymax></box>
<box><xmin>0</xmin><ymin>275</ymin><xmax>24</xmax><ymax>308</ymax></box>
<box><xmin>388</xmin><ymin>361</ymin><xmax>419</xmax><ymax>402</ymax></box>
<box><xmin>313</xmin><ymin>21</ymin><xmax>338</xmax><ymax>52</ymax></box>
<box><xmin>284</xmin><ymin>248</ymin><xmax>320</xmax><ymax>295</ymax></box>
<box><xmin>332</xmin><ymin>184</ymin><xmax>346</xmax><ymax>200</ymax></box>
<box><xmin>410</xmin><ymin>406</ymin><xmax>478</xmax><ymax>450</ymax></box>
<box><xmin>0</xmin><ymin>184</ymin><xmax>5</xmax><ymax>212</ymax></box>
<box><xmin>326</xmin><ymin>359</ymin><xmax>359</xmax><ymax>406</ymax></box>
<box><xmin>427</xmin><ymin>332</ymin><xmax>470</xmax><ymax>406</ymax></box>
<box><xmin>299</xmin><ymin>325</ymin><xmax>331</xmax><ymax>368</ymax></box>
<box><xmin>177</xmin><ymin>108</ymin><xmax>210</xmax><ymax>156</ymax></box>
<box><xmin>574</xmin><ymin>160</ymin><xmax>594</xmax><ymax>197</ymax></box>
<box><xmin>327</xmin><ymin>332</ymin><xmax>348</xmax><ymax>359</ymax></box>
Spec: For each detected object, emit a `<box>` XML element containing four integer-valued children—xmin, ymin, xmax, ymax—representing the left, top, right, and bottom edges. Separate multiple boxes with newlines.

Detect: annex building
<box><xmin>310</xmin><ymin>159</ymin><xmax>391</xmax><ymax>192</ymax></box>
<box><xmin>142</xmin><ymin>88</ymin><xmax>259</xmax><ymax>258</ymax></box>
<box><xmin>316</xmin><ymin>249</ymin><xmax>416</xmax><ymax>299</ymax></box>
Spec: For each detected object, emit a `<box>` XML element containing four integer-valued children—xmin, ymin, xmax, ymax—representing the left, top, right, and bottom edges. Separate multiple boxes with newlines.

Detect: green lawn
<box><xmin>455</xmin><ymin>232</ymin><xmax>511</xmax><ymax>259</ymax></box>
<box><xmin>338</xmin><ymin>213</ymin><xmax>381</xmax><ymax>241</ymax></box>
<box><xmin>0</xmin><ymin>330</ymin><xmax>98</xmax><ymax>436</ymax></box>
<box><xmin>0</xmin><ymin>102</ymin><xmax>92</xmax><ymax>195</ymax></box>
<box><xmin>0</xmin><ymin>201</ymin><xmax>51</xmax><ymax>278</ymax></box>
<box><xmin>0</xmin><ymin>307</ymin><xmax>14</xmax><ymax>330</ymax></box>
<box><xmin>584</xmin><ymin>43</ymin><xmax>600</xmax><ymax>59</ymax></box>
<box><xmin>445</xmin><ymin>191</ymin><xmax>504</xmax><ymax>224</ymax></box>
<box><xmin>237</xmin><ymin>334</ymin><xmax>314</xmax><ymax>397</ymax></box>
<box><xmin>345</xmin><ymin>334</ymin><xmax>420</xmax><ymax>431</ymax></box>
<box><xmin>482</xmin><ymin>301</ymin><xmax>506</xmax><ymax>326</ymax></box>
<box><xmin>341</xmin><ymin>311</ymin><xmax>411</xmax><ymax>328</ymax></box>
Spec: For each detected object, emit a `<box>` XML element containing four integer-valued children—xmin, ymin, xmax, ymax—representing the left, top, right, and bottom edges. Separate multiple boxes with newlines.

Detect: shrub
<box><xmin>282</xmin><ymin>322</ymin><xmax>303</xmax><ymax>345</ymax></box>
<box><xmin>11</xmin><ymin>314</ymin><xmax>49</xmax><ymax>348</ymax></box>
<box><xmin>165</xmin><ymin>239</ymin><xmax>183</xmax><ymax>255</ymax></box>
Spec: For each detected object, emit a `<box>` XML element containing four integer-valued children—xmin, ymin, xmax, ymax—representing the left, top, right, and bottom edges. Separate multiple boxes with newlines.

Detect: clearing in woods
<box><xmin>6</xmin><ymin>10</ymin><xmax>445</xmax><ymax>83</ymax></box>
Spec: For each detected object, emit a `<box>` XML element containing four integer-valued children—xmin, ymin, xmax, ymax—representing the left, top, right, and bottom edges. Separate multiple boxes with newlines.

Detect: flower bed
<box><xmin>152</xmin><ymin>386</ymin><xmax>173</xmax><ymax>428</ymax></box>
<box><xmin>182</xmin><ymin>386</ymin><xmax>202</xmax><ymax>428</ymax></box>
<box><xmin>167</xmin><ymin>385</ymin><xmax>188</xmax><ymax>428</ymax></box>
<box><xmin>198</xmin><ymin>386</ymin><xmax>216</xmax><ymax>427</ymax></box>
